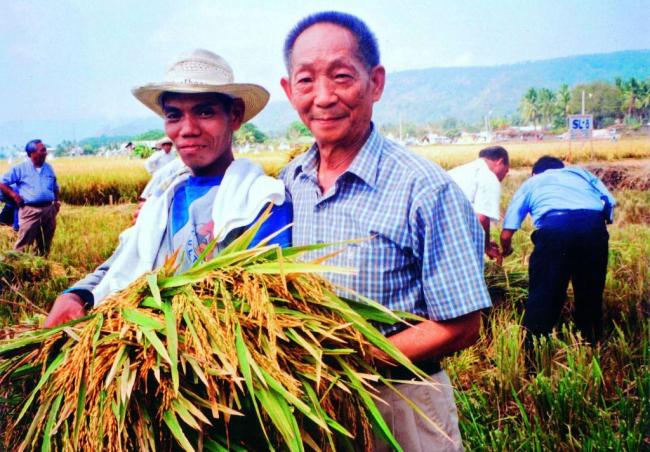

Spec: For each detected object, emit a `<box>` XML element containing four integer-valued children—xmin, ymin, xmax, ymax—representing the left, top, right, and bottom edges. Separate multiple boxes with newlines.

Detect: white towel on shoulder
<box><xmin>92</xmin><ymin>158</ymin><xmax>285</xmax><ymax>305</ymax></box>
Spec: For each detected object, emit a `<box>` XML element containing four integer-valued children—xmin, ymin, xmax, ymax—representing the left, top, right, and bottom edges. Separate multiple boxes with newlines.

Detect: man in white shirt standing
<box><xmin>449</xmin><ymin>146</ymin><xmax>509</xmax><ymax>260</ymax></box>
<box><xmin>144</xmin><ymin>136</ymin><xmax>177</xmax><ymax>174</ymax></box>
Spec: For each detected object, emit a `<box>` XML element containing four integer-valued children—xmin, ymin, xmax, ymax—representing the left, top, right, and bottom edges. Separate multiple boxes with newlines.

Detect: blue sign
<box><xmin>568</xmin><ymin>114</ymin><xmax>593</xmax><ymax>140</ymax></box>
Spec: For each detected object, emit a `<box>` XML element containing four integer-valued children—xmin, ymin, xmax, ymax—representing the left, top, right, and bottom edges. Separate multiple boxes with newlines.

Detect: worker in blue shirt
<box><xmin>500</xmin><ymin>156</ymin><xmax>615</xmax><ymax>346</ymax></box>
<box><xmin>0</xmin><ymin>139</ymin><xmax>60</xmax><ymax>255</ymax></box>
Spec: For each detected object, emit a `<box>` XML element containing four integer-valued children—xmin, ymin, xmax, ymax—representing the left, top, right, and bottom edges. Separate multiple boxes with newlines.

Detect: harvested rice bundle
<box><xmin>0</xmin><ymin>217</ymin><xmax>433</xmax><ymax>451</ymax></box>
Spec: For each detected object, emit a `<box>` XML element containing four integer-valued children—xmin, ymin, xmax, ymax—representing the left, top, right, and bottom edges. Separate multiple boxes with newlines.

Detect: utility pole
<box><xmin>581</xmin><ymin>90</ymin><xmax>585</xmax><ymax>115</ymax></box>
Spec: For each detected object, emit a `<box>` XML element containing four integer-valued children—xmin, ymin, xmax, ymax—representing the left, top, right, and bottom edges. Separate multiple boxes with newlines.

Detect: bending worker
<box><xmin>500</xmin><ymin>156</ymin><xmax>615</xmax><ymax>345</ymax></box>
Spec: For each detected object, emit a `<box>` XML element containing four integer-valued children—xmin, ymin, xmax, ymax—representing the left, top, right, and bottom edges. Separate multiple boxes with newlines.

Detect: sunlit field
<box><xmin>0</xmin><ymin>138</ymin><xmax>648</xmax><ymax>450</ymax></box>
<box><xmin>413</xmin><ymin>136</ymin><xmax>650</xmax><ymax>169</ymax></box>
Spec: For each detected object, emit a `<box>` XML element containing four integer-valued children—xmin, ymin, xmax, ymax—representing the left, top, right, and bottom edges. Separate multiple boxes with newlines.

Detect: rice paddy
<box><xmin>0</xmin><ymin>137</ymin><xmax>648</xmax><ymax>450</ymax></box>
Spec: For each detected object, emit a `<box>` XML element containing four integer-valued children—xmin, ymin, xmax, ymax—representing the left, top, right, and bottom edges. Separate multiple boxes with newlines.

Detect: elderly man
<box><xmin>144</xmin><ymin>136</ymin><xmax>177</xmax><ymax>174</ymax></box>
<box><xmin>45</xmin><ymin>49</ymin><xmax>292</xmax><ymax>327</ymax></box>
<box><xmin>449</xmin><ymin>146</ymin><xmax>510</xmax><ymax>260</ymax></box>
<box><xmin>501</xmin><ymin>156</ymin><xmax>615</xmax><ymax>345</ymax></box>
<box><xmin>0</xmin><ymin>139</ymin><xmax>60</xmax><ymax>255</ymax></box>
<box><xmin>280</xmin><ymin>12</ymin><xmax>491</xmax><ymax>451</ymax></box>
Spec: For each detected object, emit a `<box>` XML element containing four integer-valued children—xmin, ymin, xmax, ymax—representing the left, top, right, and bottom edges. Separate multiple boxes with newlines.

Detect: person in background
<box><xmin>448</xmin><ymin>146</ymin><xmax>510</xmax><ymax>260</ymax></box>
<box><xmin>44</xmin><ymin>49</ymin><xmax>292</xmax><ymax>328</ymax></box>
<box><xmin>280</xmin><ymin>12</ymin><xmax>491</xmax><ymax>451</ymax></box>
<box><xmin>0</xmin><ymin>139</ymin><xmax>60</xmax><ymax>255</ymax></box>
<box><xmin>144</xmin><ymin>136</ymin><xmax>177</xmax><ymax>174</ymax></box>
<box><xmin>500</xmin><ymin>156</ymin><xmax>615</xmax><ymax>346</ymax></box>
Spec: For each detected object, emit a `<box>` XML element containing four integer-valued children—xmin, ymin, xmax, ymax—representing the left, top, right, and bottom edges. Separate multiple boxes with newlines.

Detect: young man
<box><xmin>449</xmin><ymin>146</ymin><xmax>510</xmax><ymax>260</ymax></box>
<box><xmin>501</xmin><ymin>156</ymin><xmax>615</xmax><ymax>345</ymax></box>
<box><xmin>45</xmin><ymin>49</ymin><xmax>291</xmax><ymax>327</ymax></box>
<box><xmin>0</xmin><ymin>139</ymin><xmax>60</xmax><ymax>255</ymax></box>
<box><xmin>280</xmin><ymin>12</ymin><xmax>491</xmax><ymax>451</ymax></box>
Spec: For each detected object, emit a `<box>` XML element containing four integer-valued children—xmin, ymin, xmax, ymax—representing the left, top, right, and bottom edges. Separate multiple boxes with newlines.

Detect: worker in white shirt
<box><xmin>144</xmin><ymin>136</ymin><xmax>177</xmax><ymax>174</ymax></box>
<box><xmin>448</xmin><ymin>146</ymin><xmax>510</xmax><ymax>260</ymax></box>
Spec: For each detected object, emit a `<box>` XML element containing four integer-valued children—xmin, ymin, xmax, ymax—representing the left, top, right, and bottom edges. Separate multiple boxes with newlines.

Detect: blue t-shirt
<box><xmin>169</xmin><ymin>175</ymin><xmax>292</xmax><ymax>271</ymax></box>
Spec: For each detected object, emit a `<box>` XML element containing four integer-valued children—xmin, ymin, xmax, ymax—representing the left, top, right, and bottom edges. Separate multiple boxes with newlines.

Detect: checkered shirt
<box><xmin>281</xmin><ymin>125</ymin><xmax>492</xmax><ymax>335</ymax></box>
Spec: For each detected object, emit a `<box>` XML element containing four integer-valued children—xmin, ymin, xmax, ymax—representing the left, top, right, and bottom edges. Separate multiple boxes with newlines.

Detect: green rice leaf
<box><xmin>246</xmin><ymin>262</ymin><xmax>356</xmax><ymax>275</ymax></box>
<box><xmin>337</xmin><ymin>357</ymin><xmax>402</xmax><ymax>452</ymax></box>
<box><xmin>146</xmin><ymin>273</ymin><xmax>162</xmax><ymax>308</ymax></box>
<box><xmin>41</xmin><ymin>392</ymin><xmax>64</xmax><ymax>452</ymax></box>
<box><xmin>163</xmin><ymin>409</ymin><xmax>195</xmax><ymax>452</ymax></box>
<box><xmin>162</xmin><ymin>301</ymin><xmax>179</xmax><ymax>393</ymax></box>
<box><xmin>17</xmin><ymin>351</ymin><xmax>66</xmax><ymax>423</ymax></box>
<box><xmin>141</xmin><ymin>328</ymin><xmax>172</xmax><ymax>366</ymax></box>
<box><xmin>121</xmin><ymin>308</ymin><xmax>164</xmax><ymax>330</ymax></box>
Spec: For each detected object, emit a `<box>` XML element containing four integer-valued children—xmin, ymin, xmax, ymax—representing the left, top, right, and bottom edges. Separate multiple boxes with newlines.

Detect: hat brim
<box><xmin>131</xmin><ymin>82</ymin><xmax>270</xmax><ymax>123</ymax></box>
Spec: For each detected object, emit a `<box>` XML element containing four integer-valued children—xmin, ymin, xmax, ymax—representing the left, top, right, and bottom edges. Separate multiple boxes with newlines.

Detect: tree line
<box><xmin>520</xmin><ymin>77</ymin><xmax>650</xmax><ymax>130</ymax></box>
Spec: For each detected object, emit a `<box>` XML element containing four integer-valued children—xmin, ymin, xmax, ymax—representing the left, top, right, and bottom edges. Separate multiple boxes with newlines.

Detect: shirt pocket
<box><xmin>344</xmin><ymin>239</ymin><xmax>415</xmax><ymax>302</ymax></box>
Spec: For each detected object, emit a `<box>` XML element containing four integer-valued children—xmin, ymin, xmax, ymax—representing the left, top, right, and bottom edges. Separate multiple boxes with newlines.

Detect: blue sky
<box><xmin>1</xmin><ymin>0</ymin><xmax>649</xmax><ymax>124</ymax></box>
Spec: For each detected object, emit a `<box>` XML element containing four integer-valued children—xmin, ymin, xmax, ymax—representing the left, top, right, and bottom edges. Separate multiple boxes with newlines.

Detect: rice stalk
<box><xmin>0</xmin><ymin>213</ymin><xmax>434</xmax><ymax>451</ymax></box>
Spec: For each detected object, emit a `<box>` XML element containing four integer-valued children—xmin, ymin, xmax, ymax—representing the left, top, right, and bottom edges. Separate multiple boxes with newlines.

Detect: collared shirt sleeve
<box><xmin>578</xmin><ymin>168</ymin><xmax>616</xmax><ymax>207</ymax></box>
<box><xmin>2</xmin><ymin>166</ymin><xmax>19</xmax><ymax>186</ymax></box>
<box><xmin>50</xmin><ymin>166</ymin><xmax>60</xmax><ymax>194</ymax></box>
<box><xmin>412</xmin><ymin>181</ymin><xmax>491</xmax><ymax>321</ymax></box>
<box><xmin>502</xmin><ymin>182</ymin><xmax>532</xmax><ymax>230</ymax></box>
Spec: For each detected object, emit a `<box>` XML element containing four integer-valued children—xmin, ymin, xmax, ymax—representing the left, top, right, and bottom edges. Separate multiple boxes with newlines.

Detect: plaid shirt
<box><xmin>281</xmin><ymin>125</ymin><xmax>492</xmax><ymax>335</ymax></box>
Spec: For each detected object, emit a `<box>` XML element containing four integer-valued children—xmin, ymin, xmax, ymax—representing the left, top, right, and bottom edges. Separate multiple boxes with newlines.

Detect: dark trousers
<box><xmin>523</xmin><ymin>210</ymin><xmax>609</xmax><ymax>344</ymax></box>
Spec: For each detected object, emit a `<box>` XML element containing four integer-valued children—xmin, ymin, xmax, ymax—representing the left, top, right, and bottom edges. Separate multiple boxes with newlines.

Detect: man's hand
<box><xmin>43</xmin><ymin>293</ymin><xmax>86</xmax><ymax>328</ymax></box>
<box><xmin>500</xmin><ymin>229</ymin><xmax>516</xmax><ymax>258</ymax></box>
<box><xmin>485</xmin><ymin>241</ymin><xmax>502</xmax><ymax>260</ymax></box>
<box><xmin>12</xmin><ymin>192</ymin><xmax>24</xmax><ymax>207</ymax></box>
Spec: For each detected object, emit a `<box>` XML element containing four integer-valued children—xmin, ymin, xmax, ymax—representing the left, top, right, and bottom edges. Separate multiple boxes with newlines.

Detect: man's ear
<box><xmin>280</xmin><ymin>77</ymin><xmax>293</xmax><ymax>103</ymax></box>
<box><xmin>231</xmin><ymin>98</ymin><xmax>245</xmax><ymax>131</ymax></box>
<box><xmin>369</xmin><ymin>65</ymin><xmax>386</xmax><ymax>102</ymax></box>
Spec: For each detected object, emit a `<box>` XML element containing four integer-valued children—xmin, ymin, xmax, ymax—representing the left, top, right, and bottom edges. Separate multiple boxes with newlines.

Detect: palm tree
<box><xmin>638</xmin><ymin>79</ymin><xmax>650</xmax><ymax>124</ymax></box>
<box><xmin>555</xmin><ymin>84</ymin><xmax>571</xmax><ymax>126</ymax></box>
<box><xmin>615</xmin><ymin>77</ymin><xmax>642</xmax><ymax>122</ymax></box>
<box><xmin>537</xmin><ymin>88</ymin><xmax>556</xmax><ymax>128</ymax></box>
<box><xmin>520</xmin><ymin>88</ymin><xmax>540</xmax><ymax>130</ymax></box>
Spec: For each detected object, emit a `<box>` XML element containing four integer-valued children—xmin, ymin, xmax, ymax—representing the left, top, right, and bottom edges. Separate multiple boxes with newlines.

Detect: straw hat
<box><xmin>132</xmin><ymin>49</ymin><xmax>269</xmax><ymax>123</ymax></box>
<box><xmin>156</xmin><ymin>136</ymin><xmax>173</xmax><ymax>147</ymax></box>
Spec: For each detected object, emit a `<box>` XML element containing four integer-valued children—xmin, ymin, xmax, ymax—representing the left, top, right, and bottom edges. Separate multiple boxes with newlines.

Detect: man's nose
<box><xmin>179</xmin><ymin>115</ymin><xmax>201</xmax><ymax>135</ymax></box>
<box><xmin>313</xmin><ymin>77</ymin><xmax>337</xmax><ymax>107</ymax></box>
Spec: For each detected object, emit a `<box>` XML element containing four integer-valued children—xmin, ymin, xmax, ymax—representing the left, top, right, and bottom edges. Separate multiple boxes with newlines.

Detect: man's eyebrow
<box><xmin>293</xmin><ymin>57</ymin><xmax>357</xmax><ymax>73</ymax></box>
<box><xmin>162</xmin><ymin>104</ymin><xmax>180</xmax><ymax>113</ymax></box>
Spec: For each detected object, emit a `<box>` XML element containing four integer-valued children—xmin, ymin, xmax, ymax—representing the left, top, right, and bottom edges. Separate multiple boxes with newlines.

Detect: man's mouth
<box><xmin>179</xmin><ymin>144</ymin><xmax>206</xmax><ymax>152</ymax></box>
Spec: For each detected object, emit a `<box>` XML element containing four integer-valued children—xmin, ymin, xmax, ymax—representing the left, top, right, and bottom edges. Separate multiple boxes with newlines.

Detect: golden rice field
<box><xmin>0</xmin><ymin>137</ymin><xmax>648</xmax><ymax>450</ymax></box>
<box><xmin>412</xmin><ymin>136</ymin><xmax>650</xmax><ymax>170</ymax></box>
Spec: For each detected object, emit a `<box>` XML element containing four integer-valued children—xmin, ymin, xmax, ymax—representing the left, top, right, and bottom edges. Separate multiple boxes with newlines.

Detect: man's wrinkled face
<box><xmin>30</xmin><ymin>142</ymin><xmax>48</xmax><ymax>167</ymax></box>
<box><xmin>162</xmin><ymin>93</ymin><xmax>242</xmax><ymax>177</ymax></box>
<box><xmin>281</xmin><ymin>23</ymin><xmax>385</xmax><ymax>150</ymax></box>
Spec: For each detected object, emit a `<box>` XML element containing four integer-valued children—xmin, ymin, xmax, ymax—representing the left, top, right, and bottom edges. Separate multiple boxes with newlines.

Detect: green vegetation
<box><xmin>132</xmin><ymin>129</ymin><xmax>165</xmax><ymax>141</ymax></box>
<box><xmin>445</xmin><ymin>173</ymin><xmax>650</xmax><ymax>450</ymax></box>
<box><xmin>235</xmin><ymin>122</ymin><xmax>268</xmax><ymax>144</ymax></box>
<box><xmin>0</xmin><ymin>216</ymin><xmax>429</xmax><ymax>451</ymax></box>
<box><xmin>520</xmin><ymin>77</ymin><xmax>650</xmax><ymax>129</ymax></box>
<box><xmin>0</xmin><ymin>143</ymin><xmax>648</xmax><ymax>449</ymax></box>
<box><xmin>286</xmin><ymin>121</ymin><xmax>313</xmax><ymax>140</ymax></box>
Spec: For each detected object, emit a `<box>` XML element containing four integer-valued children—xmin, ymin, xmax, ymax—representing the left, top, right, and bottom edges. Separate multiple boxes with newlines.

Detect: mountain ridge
<box><xmin>1</xmin><ymin>49</ymin><xmax>649</xmax><ymax>147</ymax></box>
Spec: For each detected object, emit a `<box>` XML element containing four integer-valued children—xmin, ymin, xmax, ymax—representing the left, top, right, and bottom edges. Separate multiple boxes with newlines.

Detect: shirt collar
<box><xmin>292</xmin><ymin>122</ymin><xmax>382</xmax><ymax>189</ymax></box>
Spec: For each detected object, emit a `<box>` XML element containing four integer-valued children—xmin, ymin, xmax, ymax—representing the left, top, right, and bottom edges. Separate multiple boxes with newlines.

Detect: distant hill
<box><xmin>253</xmin><ymin>49</ymin><xmax>650</xmax><ymax>131</ymax></box>
<box><xmin>2</xmin><ymin>49</ymin><xmax>649</xmax><ymax>148</ymax></box>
